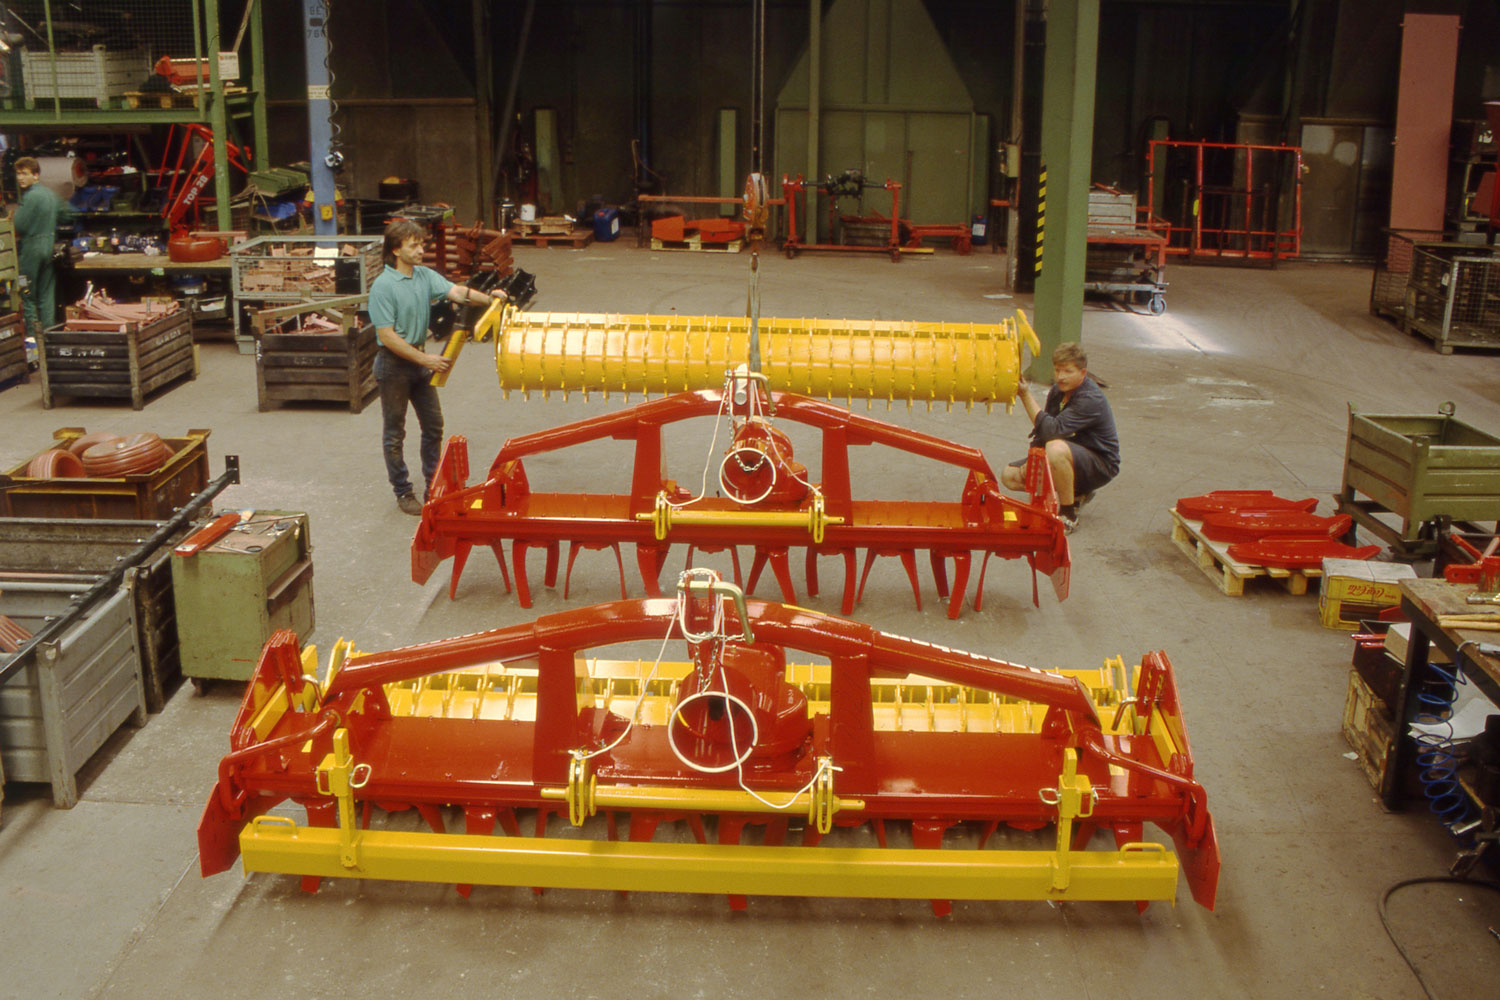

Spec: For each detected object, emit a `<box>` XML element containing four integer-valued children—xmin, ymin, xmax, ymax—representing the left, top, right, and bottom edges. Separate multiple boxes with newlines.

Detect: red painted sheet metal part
<box><xmin>1174</xmin><ymin>490</ymin><xmax>1318</xmax><ymax>520</ymax></box>
<box><xmin>1225</xmin><ymin>538</ymin><xmax>1380</xmax><ymax>569</ymax></box>
<box><xmin>410</xmin><ymin>389</ymin><xmax>1070</xmax><ymax>618</ymax></box>
<box><xmin>1197</xmin><ymin>511</ymin><xmax>1352</xmax><ymax>543</ymax></box>
<box><xmin>196</xmin><ymin>601</ymin><xmax>1219</xmax><ymax>909</ymax></box>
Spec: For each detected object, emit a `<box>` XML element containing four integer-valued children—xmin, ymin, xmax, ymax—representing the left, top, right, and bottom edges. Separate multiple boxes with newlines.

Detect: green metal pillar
<box><xmin>805</xmin><ymin>0</ymin><xmax>820</xmax><ymax>244</ymax></box>
<box><xmin>250</xmin><ymin>0</ymin><xmax>270</xmax><ymax>171</ymax></box>
<box><xmin>205</xmin><ymin>0</ymin><xmax>233</xmax><ymax>232</ymax></box>
<box><xmin>1031</xmin><ymin>0</ymin><xmax>1098</xmax><ymax>372</ymax></box>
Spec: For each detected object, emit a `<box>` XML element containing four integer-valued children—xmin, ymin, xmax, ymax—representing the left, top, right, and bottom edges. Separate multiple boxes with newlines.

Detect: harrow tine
<box><xmin>299</xmin><ymin>799</ymin><xmax>338</xmax><ymax>894</ymax></box>
<box><xmin>762</xmin><ymin>547</ymin><xmax>797</xmax><ymax>603</ymax></box>
<box><xmin>973</xmin><ymin>553</ymin><xmax>991</xmax><ymax>611</ymax></box>
<box><xmin>512</xmin><ymin>542</ymin><xmax>535</xmax><ymax>607</ymax></box>
<box><xmin>542</xmin><ymin>541</ymin><xmax>561</xmax><ymax>588</ymax></box>
<box><xmin>746</xmin><ymin>550</ymin><xmax>768</xmax><ymax>594</ymax></box>
<box><xmin>720</xmin><ymin>815</ymin><xmax>750</xmax><ymax>911</ymax></box>
<box><xmin>415</xmin><ymin>803</ymin><xmax>446</xmax><ymax>835</ymax></box>
<box><xmin>635</xmin><ymin>544</ymin><xmax>667</xmax><ymax>597</ymax></box>
<box><xmin>912</xmin><ymin>820</ymin><xmax>954</xmax><ymax>917</ymax></box>
<box><xmin>457</xmin><ymin>807</ymin><xmax>499</xmax><ymax>898</ymax></box>
<box><xmin>488</xmin><ymin>543</ymin><xmax>512</xmax><ymax>594</ymax></box>
<box><xmin>563</xmin><ymin>543</ymin><xmax>582</xmax><ymax>599</ymax></box>
<box><xmin>448</xmin><ymin>541</ymin><xmax>472</xmax><ymax>600</ymax></box>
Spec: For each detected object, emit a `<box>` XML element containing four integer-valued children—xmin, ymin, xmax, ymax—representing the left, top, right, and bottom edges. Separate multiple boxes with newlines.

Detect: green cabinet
<box><xmin>172</xmin><ymin>511</ymin><xmax>313</xmax><ymax>687</ymax></box>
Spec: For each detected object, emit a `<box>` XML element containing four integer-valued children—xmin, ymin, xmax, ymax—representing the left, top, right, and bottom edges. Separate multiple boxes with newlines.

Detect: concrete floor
<box><xmin>3</xmin><ymin>242</ymin><xmax>1500</xmax><ymax>999</ymax></box>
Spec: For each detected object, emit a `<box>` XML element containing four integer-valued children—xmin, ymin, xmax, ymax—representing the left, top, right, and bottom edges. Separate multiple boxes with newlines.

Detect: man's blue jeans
<box><xmin>375</xmin><ymin>350</ymin><xmax>443</xmax><ymax>499</ymax></box>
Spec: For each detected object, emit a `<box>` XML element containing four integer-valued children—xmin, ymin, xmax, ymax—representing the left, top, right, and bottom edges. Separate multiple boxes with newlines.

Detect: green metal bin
<box><xmin>172</xmin><ymin>511</ymin><xmax>314</xmax><ymax>689</ymax></box>
<box><xmin>1336</xmin><ymin>404</ymin><xmax>1500</xmax><ymax>557</ymax></box>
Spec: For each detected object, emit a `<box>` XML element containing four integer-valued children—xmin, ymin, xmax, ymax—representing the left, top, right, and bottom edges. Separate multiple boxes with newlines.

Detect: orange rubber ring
<box><xmin>26</xmin><ymin>448</ymin><xmax>86</xmax><ymax>479</ymax></box>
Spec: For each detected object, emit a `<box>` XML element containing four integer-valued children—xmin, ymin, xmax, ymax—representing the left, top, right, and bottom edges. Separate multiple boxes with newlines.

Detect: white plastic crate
<box><xmin>20</xmin><ymin>45</ymin><xmax>150</xmax><ymax>107</ymax></box>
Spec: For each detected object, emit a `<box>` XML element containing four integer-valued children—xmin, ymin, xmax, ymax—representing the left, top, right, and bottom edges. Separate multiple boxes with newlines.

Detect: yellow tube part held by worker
<box><xmin>430</xmin><ymin>299</ymin><xmax>508</xmax><ymax>388</ymax></box>
<box><xmin>489</xmin><ymin>307</ymin><xmax>1042</xmax><ymax>410</ymax></box>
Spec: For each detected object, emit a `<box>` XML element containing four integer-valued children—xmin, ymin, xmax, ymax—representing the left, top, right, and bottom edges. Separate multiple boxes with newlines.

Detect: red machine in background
<box><xmin>781</xmin><ymin>171</ymin><xmax>904</xmax><ymax>261</ymax></box>
<box><xmin>155</xmin><ymin>124</ymin><xmax>250</xmax><ymax>233</ymax></box>
<box><xmin>412</xmin><ymin>375</ymin><xmax>1071</xmax><ymax>619</ymax></box>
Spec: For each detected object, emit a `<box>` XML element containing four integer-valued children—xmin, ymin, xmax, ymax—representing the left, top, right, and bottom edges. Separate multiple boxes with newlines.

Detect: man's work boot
<box><xmin>397</xmin><ymin>493</ymin><xmax>422</xmax><ymax>516</ymax></box>
<box><xmin>1057</xmin><ymin>503</ymin><xmax>1079</xmax><ymax>534</ymax></box>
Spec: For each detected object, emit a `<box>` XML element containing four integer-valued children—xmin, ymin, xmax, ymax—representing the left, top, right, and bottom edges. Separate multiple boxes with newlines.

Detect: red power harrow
<box><xmin>412</xmin><ymin>381</ymin><xmax>1070</xmax><ymax>619</ymax></box>
<box><xmin>197</xmin><ymin>578</ymin><xmax>1219</xmax><ymax>910</ymax></box>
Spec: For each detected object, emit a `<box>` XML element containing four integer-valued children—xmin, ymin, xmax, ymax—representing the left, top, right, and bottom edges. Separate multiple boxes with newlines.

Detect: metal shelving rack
<box><xmin>0</xmin><ymin>1</ymin><xmax>270</xmax><ymax>233</ymax></box>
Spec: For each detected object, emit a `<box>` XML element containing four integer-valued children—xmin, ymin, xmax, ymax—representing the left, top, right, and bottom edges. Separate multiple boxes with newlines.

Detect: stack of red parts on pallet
<box><xmin>1175</xmin><ymin>490</ymin><xmax>1380</xmax><ymax>568</ymax></box>
<box><xmin>24</xmin><ymin>430</ymin><xmax>175</xmax><ymax>480</ymax></box>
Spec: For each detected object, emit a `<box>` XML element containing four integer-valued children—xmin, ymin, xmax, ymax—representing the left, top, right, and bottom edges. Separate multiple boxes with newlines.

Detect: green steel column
<box><xmin>250</xmin><ymin>0</ymin><xmax>270</xmax><ymax>171</ymax></box>
<box><xmin>805</xmin><ymin>0</ymin><xmax>820</xmax><ymax>244</ymax></box>
<box><xmin>205</xmin><ymin>0</ymin><xmax>233</xmax><ymax>232</ymax></box>
<box><xmin>472</xmin><ymin>0</ymin><xmax>493</xmax><ymax>224</ymax></box>
<box><xmin>1031</xmin><ymin>0</ymin><xmax>1098</xmax><ymax>368</ymax></box>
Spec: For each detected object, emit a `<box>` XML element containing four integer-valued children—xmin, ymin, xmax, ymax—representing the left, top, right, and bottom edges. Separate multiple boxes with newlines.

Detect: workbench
<box><xmin>69</xmin><ymin>253</ymin><xmax>232</xmax><ymax>274</ymax></box>
<box><xmin>1387</xmin><ymin>578</ymin><xmax>1500</xmax><ymax>808</ymax></box>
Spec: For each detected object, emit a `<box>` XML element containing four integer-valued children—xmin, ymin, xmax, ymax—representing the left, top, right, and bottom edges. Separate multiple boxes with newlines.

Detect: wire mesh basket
<box><xmin>231</xmin><ymin>235</ymin><xmax>383</xmax><ymax>301</ymax></box>
<box><xmin>1406</xmin><ymin>245</ymin><xmax>1500</xmax><ymax>352</ymax></box>
<box><xmin>1369</xmin><ymin>229</ymin><xmax>1447</xmax><ymax>321</ymax></box>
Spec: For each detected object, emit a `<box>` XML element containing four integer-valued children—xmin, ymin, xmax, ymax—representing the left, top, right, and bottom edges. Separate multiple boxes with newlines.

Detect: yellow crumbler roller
<box><xmin>458</xmin><ymin>301</ymin><xmax>1040</xmax><ymax>409</ymax></box>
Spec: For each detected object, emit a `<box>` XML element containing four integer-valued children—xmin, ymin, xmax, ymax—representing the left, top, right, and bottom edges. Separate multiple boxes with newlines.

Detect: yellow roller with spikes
<box><xmin>450</xmin><ymin>300</ymin><xmax>1041</xmax><ymax>410</ymax></box>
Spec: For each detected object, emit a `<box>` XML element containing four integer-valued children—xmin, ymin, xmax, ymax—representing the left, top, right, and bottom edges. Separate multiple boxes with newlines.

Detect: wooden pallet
<box><xmin>651</xmin><ymin>236</ymin><xmax>743</xmax><ymax>253</ymax></box>
<box><xmin>123</xmin><ymin>91</ymin><xmax>178</xmax><ymax>109</ymax></box>
<box><xmin>1168</xmin><ymin>509</ymin><xmax>1322</xmax><ymax>596</ymax></box>
<box><xmin>508</xmin><ymin>230</ymin><xmax>593</xmax><ymax>248</ymax></box>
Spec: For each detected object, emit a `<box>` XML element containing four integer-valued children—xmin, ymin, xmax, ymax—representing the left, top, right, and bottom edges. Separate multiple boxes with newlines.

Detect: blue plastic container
<box><xmin>970</xmin><ymin>214</ymin><xmax>988</xmax><ymax>246</ymax></box>
<box><xmin>594</xmin><ymin>207</ymin><xmax>621</xmax><ymax>242</ymax></box>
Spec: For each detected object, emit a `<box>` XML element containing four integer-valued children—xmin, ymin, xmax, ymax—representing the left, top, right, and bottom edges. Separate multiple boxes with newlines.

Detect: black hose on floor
<box><xmin>1379</xmin><ymin>875</ymin><xmax>1500</xmax><ymax>1000</ymax></box>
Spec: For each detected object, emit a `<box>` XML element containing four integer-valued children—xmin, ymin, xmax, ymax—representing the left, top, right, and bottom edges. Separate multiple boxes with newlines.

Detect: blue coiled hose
<box><xmin>1412</xmin><ymin>656</ymin><xmax>1471</xmax><ymax>830</ymax></box>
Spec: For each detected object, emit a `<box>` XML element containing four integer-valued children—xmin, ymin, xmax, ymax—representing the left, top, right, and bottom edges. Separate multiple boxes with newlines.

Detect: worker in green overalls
<box><xmin>12</xmin><ymin>156</ymin><xmax>67</xmax><ymax>340</ymax></box>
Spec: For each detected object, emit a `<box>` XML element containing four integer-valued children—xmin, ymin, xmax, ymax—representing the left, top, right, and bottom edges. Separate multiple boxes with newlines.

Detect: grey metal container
<box><xmin>0</xmin><ymin>518</ymin><xmax>188</xmax><ymax>712</ymax></box>
<box><xmin>0</xmin><ymin>580</ymin><xmax>145</xmax><ymax>808</ymax></box>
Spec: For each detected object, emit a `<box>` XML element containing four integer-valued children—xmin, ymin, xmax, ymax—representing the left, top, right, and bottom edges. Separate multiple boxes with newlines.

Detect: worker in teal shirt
<box><xmin>368</xmin><ymin>218</ymin><xmax>502</xmax><ymax>515</ymax></box>
<box><xmin>12</xmin><ymin>156</ymin><xmax>68</xmax><ymax>340</ymax></box>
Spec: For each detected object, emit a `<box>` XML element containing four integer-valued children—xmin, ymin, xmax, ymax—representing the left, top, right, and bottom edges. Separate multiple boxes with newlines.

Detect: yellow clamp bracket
<box><xmin>547</xmin><ymin>755</ymin><xmax>860</xmax><ymax>832</ymax></box>
<box><xmin>563</xmin><ymin>754</ymin><xmax>597</xmax><ymax>826</ymax></box>
<box><xmin>429</xmin><ymin>328</ymin><xmax>468</xmax><ymax>388</ymax></box>
<box><xmin>1013</xmin><ymin>308</ymin><xmax>1042</xmax><ymax>360</ymax></box>
<box><xmin>315</xmin><ymin>728</ymin><xmax>371</xmax><ymax>869</ymax></box>
<box><xmin>809</xmin><ymin>755</ymin><xmax>840</xmax><ymax>834</ymax></box>
<box><xmin>430</xmin><ymin>300</ymin><xmax>510</xmax><ymax>388</ymax></box>
<box><xmin>638</xmin><ymin>491</ymin><xmax>843</xmax><ymax>544</ymax></box>
<box><xmin>1038</xmin><ymin>748</ymin><xmax>1096</xmax><ymax>893</ymax></box>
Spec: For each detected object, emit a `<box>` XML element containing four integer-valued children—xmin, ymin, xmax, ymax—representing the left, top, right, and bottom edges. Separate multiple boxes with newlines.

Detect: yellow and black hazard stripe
<box><xmin>1034</xmin><ymin>167</ymin><xmax>1046</xmax><ymax>274</ymax></box>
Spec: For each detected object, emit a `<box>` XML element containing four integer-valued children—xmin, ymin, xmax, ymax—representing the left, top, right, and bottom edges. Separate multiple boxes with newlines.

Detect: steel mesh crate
<box><xmin>1369</xmin><ymin>229</ymin><xmax>1446</xmax><ymax>320</ymax></box>
<box><xmin>1406</xmin><ymin>246</ymin><xmax>1500</xmax><ymax>353</ymax></box>
<box><xmin>231</xmin><ymin>235</ymin><xmax>383</xmax><ymax>301</ymax></box>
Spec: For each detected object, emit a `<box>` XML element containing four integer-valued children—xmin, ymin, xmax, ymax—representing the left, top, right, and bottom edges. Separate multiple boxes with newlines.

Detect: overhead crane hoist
<box><xmin>197</xmin><ymin>575</ymin><xmax>1220</xmax><ymax>911</ymax></box>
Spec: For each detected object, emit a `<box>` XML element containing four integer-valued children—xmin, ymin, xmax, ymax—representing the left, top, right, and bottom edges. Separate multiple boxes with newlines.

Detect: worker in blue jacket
<box><xmin>12</xmin><ymin>157</ymin><xmax>68</xmax><ymax>340</ymax></box>
<box><xmin>1000</xmin><ymin>341</ymin><xmax>1120</xmax><ymax>531</ymax></box>
<box><xmin>368</xmin><ymin>218</ymin><xmax>504</xmax><ymax>516</ymax></box>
